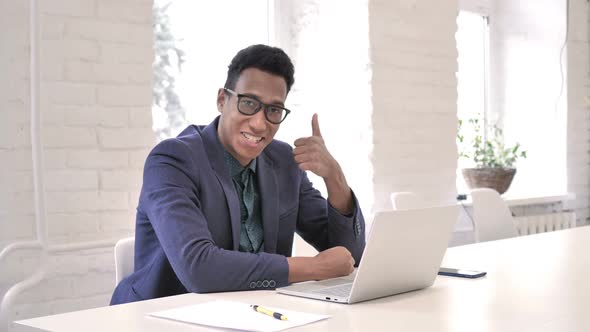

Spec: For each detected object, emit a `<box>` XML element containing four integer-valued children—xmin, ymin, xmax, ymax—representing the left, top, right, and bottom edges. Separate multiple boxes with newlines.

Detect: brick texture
<box><xmin>566</xmin><ymin>0</ymin><xmax>590</xmax><ymax>225</ymax></box>
<box><xmin>0</xmin><ymin>0</ymin><xmax>154</xmax><ymax>324</ymax></box>
<box><xmin>369</xmin><ymin>0</ymin><xmax>459</xmax><ymax>210</ymax></box>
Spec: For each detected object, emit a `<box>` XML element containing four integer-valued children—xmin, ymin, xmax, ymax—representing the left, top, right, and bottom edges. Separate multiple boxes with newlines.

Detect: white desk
<box><xmin>15</xmin><ymin>226</ymin><xmax>590</xmax><ymax>332</ymax></box>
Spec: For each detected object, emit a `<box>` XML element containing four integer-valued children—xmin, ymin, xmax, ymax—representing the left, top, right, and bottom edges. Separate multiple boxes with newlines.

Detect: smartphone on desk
<box><xmin>438</xmin><ymin>267</ymin><xmax>487</xmax><ymax>279</ymax></box>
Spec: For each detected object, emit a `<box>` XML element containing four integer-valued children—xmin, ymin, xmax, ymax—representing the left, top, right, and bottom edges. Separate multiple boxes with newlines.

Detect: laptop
<box><xmin>276</xmin><ymin>205</ymin><xmax>459</xmax><ymax>304</ymax></box>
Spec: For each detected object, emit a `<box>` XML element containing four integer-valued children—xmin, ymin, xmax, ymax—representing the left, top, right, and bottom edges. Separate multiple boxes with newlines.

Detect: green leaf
<box><xmin>457</xmin><ymin>117</ymin><xmax>527</xmax><ymax>168</ymax></box>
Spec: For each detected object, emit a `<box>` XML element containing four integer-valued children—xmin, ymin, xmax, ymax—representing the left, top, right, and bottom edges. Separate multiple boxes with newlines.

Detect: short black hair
<box><xmin>224</xmin><ymin>44</ymin><xmax>295</xmax><ymax>93</ymax></box>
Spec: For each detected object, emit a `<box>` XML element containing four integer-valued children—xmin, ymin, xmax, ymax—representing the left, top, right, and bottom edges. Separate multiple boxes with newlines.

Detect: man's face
<box><xmin>217</xmin><ymin>68</ymin><xmax>288</xmax><ymax>166</ymax></box>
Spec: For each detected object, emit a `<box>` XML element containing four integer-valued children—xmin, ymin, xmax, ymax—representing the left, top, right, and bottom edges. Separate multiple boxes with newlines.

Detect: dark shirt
<box><xmin>223</xmin><ymin>150</ymin><xmax>264</xmax><ymax>253</ymax></box>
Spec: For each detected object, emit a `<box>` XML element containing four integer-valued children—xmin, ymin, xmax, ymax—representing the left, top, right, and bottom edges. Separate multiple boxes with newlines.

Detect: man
<box><xmin>111</xmin><ymin>44</ymin><xmax>365</xmax><ymax>304</ymax></box>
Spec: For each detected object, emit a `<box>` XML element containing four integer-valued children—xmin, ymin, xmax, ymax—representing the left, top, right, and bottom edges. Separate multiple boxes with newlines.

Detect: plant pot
<box><xmin>462</xmin><ymin>167</ymin><xmax>516</xmax><ymax>195</ymax></box>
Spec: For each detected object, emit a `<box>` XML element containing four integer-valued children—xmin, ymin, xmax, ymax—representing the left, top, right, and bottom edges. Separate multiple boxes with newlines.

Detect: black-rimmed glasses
<box><xmin>224</xmin><ymin>88</ymin><xmax>291</xmax><ymax>124</ymax></box>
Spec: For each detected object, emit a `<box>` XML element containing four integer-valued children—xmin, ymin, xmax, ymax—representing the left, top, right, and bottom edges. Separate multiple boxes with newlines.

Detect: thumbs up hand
<box><xmin>293</xmin><ymin>113</ymin><xmax>338</xmax><ymax>179</ymax></box>
<box><xmin>294</xmin><ymin>113</ymin><xmax>354</xmax><ymax>214</ymax></box>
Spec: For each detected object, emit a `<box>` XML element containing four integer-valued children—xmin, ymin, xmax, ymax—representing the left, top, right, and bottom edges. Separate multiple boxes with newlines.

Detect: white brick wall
<box><xmin>567</xmin><ymin>0</ymin><xmax>590</xmax><ymax>225</ymax></box>
<box><xmin>0</xmin><ymin>0</ymin><xmax>154</xmax><ymax>324</ymax></box>
<box><xmin>13</xmin><ymin>247</ymin><xmax>115</xmax><ymax>319</ymax></box>
<box><xmin>369</xmin><ymin>0</ymin><xmax>459</xmax><ymax>210</ymax></box>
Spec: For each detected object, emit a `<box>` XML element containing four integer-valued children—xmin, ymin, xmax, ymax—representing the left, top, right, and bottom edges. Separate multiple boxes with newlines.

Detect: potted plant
<box><xmin>457</xmin><ymin>118</ymin><xmax>527</xmax><ymax>194</ymax></box>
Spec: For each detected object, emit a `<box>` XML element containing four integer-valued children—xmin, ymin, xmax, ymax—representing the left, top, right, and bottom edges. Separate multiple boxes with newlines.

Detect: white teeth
<box><xmin>242</xmin><ymin>132</ymin><xmax>263</xmax><ymax>143</ymax></box>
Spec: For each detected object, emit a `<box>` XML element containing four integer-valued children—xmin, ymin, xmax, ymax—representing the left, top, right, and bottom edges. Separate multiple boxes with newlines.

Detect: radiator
<box><xmin>514</xmin><ymin>212</ymin><xmax>576</xmax><ymax>236</ymax></box>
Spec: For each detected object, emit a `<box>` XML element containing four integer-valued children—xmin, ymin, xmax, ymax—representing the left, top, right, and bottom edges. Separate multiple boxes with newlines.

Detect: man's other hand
<box><xmin>312</xmin><ymin>246</ymin><xmax>355</xmax><ymax>280</ymax></box>
<box><xmin>287</xmin><ymin>246</ymin><xmax>355</xmax><ymax>283</ymax></box>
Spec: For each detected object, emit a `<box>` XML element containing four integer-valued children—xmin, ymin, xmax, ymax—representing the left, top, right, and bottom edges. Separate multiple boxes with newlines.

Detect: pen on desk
<box><xmin>250</xmin><ymin>304</ymin><xmax>288</xmax><ymax>321</ymax></box>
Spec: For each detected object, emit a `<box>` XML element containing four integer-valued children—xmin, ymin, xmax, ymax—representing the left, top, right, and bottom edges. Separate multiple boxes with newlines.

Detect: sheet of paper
<box><xmin>148</xmin><ymin>300</ymin><xmax>330</xmax><ymax>332</ymax></box>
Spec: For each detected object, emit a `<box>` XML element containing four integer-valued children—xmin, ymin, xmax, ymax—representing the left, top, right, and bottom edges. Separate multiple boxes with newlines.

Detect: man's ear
<box><xmin>216</xmin><ymin>88</ymin><xmax>226</xmax><ymax>113</ymax></box>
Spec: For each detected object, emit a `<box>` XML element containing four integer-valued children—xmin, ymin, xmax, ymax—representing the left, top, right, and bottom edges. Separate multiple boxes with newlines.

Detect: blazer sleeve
<box><xmin>295</xmin><ymin>170</ymin><xmax>366</xmax><ymax>265</ymax></box>
<box><xmin>142</xmin><ymin>139</ymin><xmax>289</xmax><ymax>293</ymax></box>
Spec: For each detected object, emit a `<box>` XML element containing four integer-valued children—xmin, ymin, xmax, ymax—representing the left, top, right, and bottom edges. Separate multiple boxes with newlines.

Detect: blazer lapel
<box><xmin>257</xmin><ymin>152</ymin><xmax>279</xmax><ymax>253</ymax></box>
<box><xmin>201</xmin><ymin>117</ymin><xmax>242</xmax><ymax>250</ymax></box>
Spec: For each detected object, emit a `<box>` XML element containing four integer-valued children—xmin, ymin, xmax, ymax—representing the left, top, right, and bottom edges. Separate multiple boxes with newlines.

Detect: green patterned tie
<box><xmin>238</xmin><ymin>168</ymin><xmax>264</xmax><ymax>252</ymax></box>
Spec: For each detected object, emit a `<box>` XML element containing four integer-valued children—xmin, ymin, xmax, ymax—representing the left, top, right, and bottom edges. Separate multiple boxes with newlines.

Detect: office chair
<box><xmin>390</xmin><ymin>192</ymin><xmax>421</xmax><ymax>210</ymax></box>
<box><xmin>114</xmin><ymin>237</ymin><xmax>135</xmax><ymax>285</ymax></box>
<box><xmin>470</xmin><ymin>188</ymin><xmax>518</xmax><ymax>242</ymax></box>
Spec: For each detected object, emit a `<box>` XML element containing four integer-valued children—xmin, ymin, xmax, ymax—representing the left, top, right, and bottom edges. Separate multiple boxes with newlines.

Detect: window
<box><xmin>153</xmin><ymin>0</ymin><xmax>273</xmax><ymax>138</ymax></box>
<box><xmin>456</xmin><ymin>5</ymin><xmax>568</xmax><ymax>197</ymax></box>
<box><xmin>456</xmin><ymin>11</ymin><xmax>490</xmax><ymax>194</ymax></box>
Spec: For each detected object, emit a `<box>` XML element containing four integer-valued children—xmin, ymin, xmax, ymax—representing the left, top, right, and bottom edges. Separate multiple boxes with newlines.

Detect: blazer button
<box><xmin>269</xmin><ymin>280</ymin><xmax>276</xmax><ymax>288</ymax></box>
<box><xmin>262</xmin><ymin>280</ymin><xmax>269</xmax><ymax>287</ymax></box>
<box><xmin>249</xmin><ymin>281</ymin><xmax>256</xmax><ymax>289</ymax></box>
<box><xmin>256</xmin><ymin>281</ymin><xmax>263</xmax><ymax>288</ymax></box>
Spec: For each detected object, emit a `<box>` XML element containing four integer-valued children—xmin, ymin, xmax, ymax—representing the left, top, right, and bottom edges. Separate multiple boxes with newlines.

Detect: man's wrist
<box><xmin>287</xmin><ymin>256</ymin><xmax>316</xmax><ymax>283</ymax></box>
<box><xmin>324</xmin><ymin>167</ymin><xmax>354</xmax><ymax>215</ymax></box>
<box><xmin>322</xmin><ymin>161</ymin><xmax>343</xmax><ymax>186</ymax></box>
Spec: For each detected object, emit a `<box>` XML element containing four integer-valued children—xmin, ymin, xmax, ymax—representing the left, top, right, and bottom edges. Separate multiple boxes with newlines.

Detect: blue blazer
<box><xmin>110</xmin><ymin>116</ymin><xmax>365</xmax><ymax>305</ymax></box>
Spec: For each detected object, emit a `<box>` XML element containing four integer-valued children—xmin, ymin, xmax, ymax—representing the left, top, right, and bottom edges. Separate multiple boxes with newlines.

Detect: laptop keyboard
<box><xmin>311</xmin><ymin>283</ymin><xmax>353</xmax><ymax>297</ymax></box>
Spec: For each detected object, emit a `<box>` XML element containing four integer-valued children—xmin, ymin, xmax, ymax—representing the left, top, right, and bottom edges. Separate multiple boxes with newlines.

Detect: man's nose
<box><xmin>249</xmin><ymin>109</ymin><xmax>267</xmax><ymax>131</ymax></box>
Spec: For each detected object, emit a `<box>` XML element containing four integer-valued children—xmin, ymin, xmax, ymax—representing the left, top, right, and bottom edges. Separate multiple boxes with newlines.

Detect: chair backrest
<box><xmin>114</xmin><ymin>237</ymin><xmax>135</xmax><ymax>285</ymax></box>
<box><xmin>470</xmin><ymin>188</ymin><xmax>518</xmax><ymax>242</ymax></box>
<box><xmin>390</xmin><ymin>192</ymin><xmax>422</xmax><ymax>210</ymax></box>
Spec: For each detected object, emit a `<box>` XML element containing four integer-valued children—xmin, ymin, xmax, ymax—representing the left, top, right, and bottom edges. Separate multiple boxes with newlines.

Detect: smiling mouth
<box><xmin>241</xmin><ymin>132</ymin><xmax>264</xmax><ymax>143</ymax></box>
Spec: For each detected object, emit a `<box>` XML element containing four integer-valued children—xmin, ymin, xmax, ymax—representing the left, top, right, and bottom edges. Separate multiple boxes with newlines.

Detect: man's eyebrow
<box><xmin>241</xmin><ymin>92</ymin><xmax>285</xmax><ymax>107</ymax></box>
